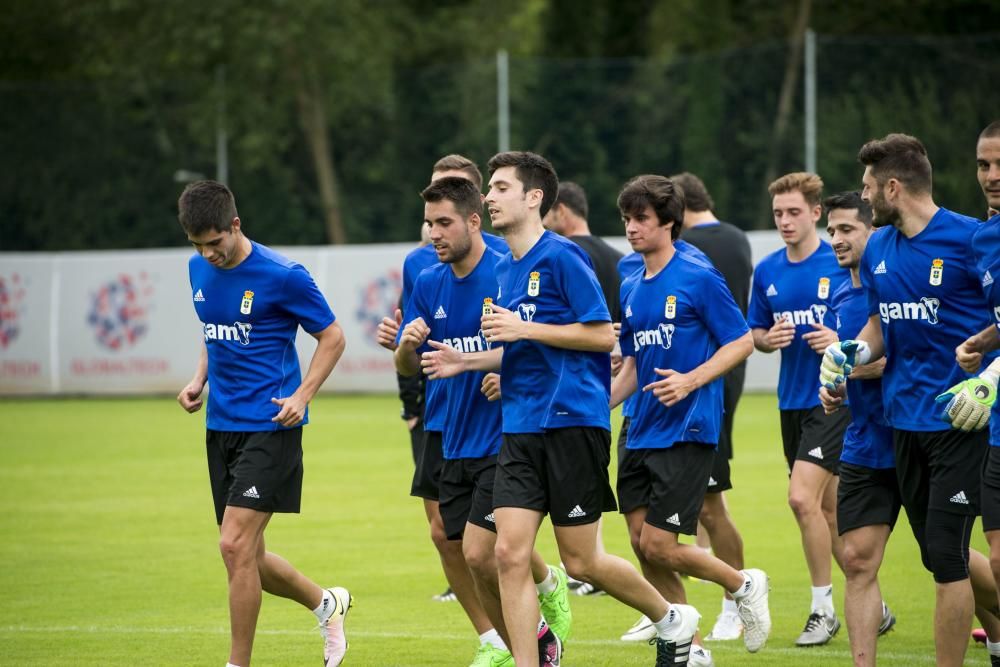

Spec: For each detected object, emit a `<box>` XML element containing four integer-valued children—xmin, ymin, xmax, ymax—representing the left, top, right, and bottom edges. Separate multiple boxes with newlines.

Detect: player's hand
<box><xmin>764</xmin><ymin>316</ymin><xmax>796</xmax><ymax>350</ymax></box>
<box><xmin>375</xmin><ymin>309</ymin><xmax>403</xmax><ymax>351</ymax></box>
<box><xmin>803</xmin><ymin>322</ymin><xmax>839</xmax><ymax>354</ymax></box>
<box><xmin>935</xmin><ymin>376</ymin><xmax>998</xmax><ymax>432</ymax></box>
<box><xmin>405</xmin><ymin>416</ymin><xmax>420</xmax><ymax>431</ymax></box>
<box><xmin>819</xmin><ymin>384</ymin><xmax>845</xmax><ymax>415</ymax></box>
<box><xmin>481</xmin><ymin>304</ymin><xmax>527</xmax><ymax>343</ymax></box>
<box><xmin>643</xmin><ymin>368</ymin><xmax>697</xmax><ymax>407</ymax></box>
<box><xmin>481</xmin><ymin>373</ymin><xmax>502</xmax><ymax>401</ymax></box>
<box><xmin>820</xmin><ymin>340</ymin><xmax>869</xmax><ymax>390</ymax></box>
<box><xmin>421</xmin><ymin>339</ymin><xmax>465</xmax><ymax>379</ymax></box>
<box><xmin>271</xmin><ymin>395</ymin><xmax>307</xmax><ymax>427</ymax></box>
<box><xmin>177</xmin><ymin>379</ymin><xmax>205</xmax><ymax>413</ymax></box>
<box><xmin>956</xmin><ymin>336</ymin><xmax>986</xmax><ymax>374</ymax></box>
<box><xmin>611</xmin><ymin>350</ymin><xmax>624</xmax><ymax>377</ymax></box>
<box><xmin>399</xmin><ymin>316</ymin><xmax>430</xmax><ymax>351</ymax></box>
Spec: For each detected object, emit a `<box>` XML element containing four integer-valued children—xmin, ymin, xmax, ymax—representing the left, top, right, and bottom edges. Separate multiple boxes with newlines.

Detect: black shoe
<box><xmin>431</xmin><ymin>586</ymin><xmax>456</xmax><ymax>602</ymax></box>
<box><xmin>651</xmin><ymin>635</ymin><xmax>693</xmax><ymax>666</ymax></box>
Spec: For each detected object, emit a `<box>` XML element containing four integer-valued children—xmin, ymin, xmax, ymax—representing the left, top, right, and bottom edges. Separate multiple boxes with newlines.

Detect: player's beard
<box><xmin>870</xmin><ymin>189</ymin><xmax>900</xmax><ymax>229</ymax></box>
<box><xmin>441</xmin><ymin>229</ymin><xmax>472</xmax><ymax>265</ymax></box>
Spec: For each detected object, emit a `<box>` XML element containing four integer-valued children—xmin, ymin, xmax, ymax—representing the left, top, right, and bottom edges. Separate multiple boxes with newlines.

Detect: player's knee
<box><xmin>494</xmin><ymin>538</ymin><xmax>529</xmax><ymax>574</ymax></box>
<box><xmin>218</xmin><ymin>535</ymin><xmax>254</xmax><ymax>569</ymax></box>
<box><xmin>428</xmin><ymin>519</ymin><xmax>450</xmax><ymax>552</ymax></box>
<box><xmin>560</xmin><ymin>552</ymin><xmax>596</xmax><ymax>583</ymax></box>
<box><xmin>639</xmin><ymin>530</ymin><xmax>682</xmax><ymax>570</ymax></box>
<box><xmin>787</xmin><ymin>489</ymin><xmax>818</xmax><ymax>519</ymax></box>
<box><xmin>925</xmin><ymin>512</ymin><xmax>973</xmax><ymax>583</ymax></box>
<box><xmin>989</xmin><ymin>550</ymin><xmax>1000</xmax><ymax>584</ymax></box>
<box><xmin>841</xmin><ymin>540</ymin><xmax>876</xmax><ymax>580</ymax></box>
<box><xmin>463</xmin><ymin>541</ymin><xmax>494</xmax><ymax>576</ymax></box>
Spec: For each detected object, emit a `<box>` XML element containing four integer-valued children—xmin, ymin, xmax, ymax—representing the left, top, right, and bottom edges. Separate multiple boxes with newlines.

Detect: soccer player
<box><xmin>422</xmin><ymin>151</ymin><xmax>700</xmax><ymax>667</ymax></box>
<box><xmin>395</xmin><ymin>176</ymin><xmax>572</xmax><ymax>666</ymax></box>
<box><xmin>820</xmin><ymin>133</ymin><xmax>997</xmax><ymax>666</ymax></box>
<box><xmin>375</xmin><ymin>155</ymin><xmax>503</xmax><ymax>623</ymax></box>
<box><xmin>609</xmin><ymin>174</ymin><xmax>772</xmax><ymax>664</ymax></box>
<box><xmin>747</xmin><ymin>171</ymin><xmax>850</xmax><ymax>646</ymax></box>
<box><xmin>817</xmin><ymin>191</ymin><xmax>898</xmax><ymax>666</ymax></box>
<box><xmin>175</xmin><ymin>181</ymin><xmax>350</xmax><ymax>667</ymax></box>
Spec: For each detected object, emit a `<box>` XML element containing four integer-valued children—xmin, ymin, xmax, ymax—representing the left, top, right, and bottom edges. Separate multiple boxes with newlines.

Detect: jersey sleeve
<box><xmin>281</xmin><ymin>264</ymin><xmax>335</xmax><ymax>334</ymax></box>
<box><xmin>556</xmin><ymin>246</ymin><xmax>611</xmax><ymax>323</ymax></box>
<box><xmin>697</xmin><ymin>266</ymin><xmax>751</xmax><ymax>346</ymax></box>
<box><xmin>746</xmin><ymin>265</ymin><xmax>772</xmax><ymax>330</ymax></box>
<box><xmin>619</xmin><ymin>281</ymin><xmax>636</xmax><ymax>358</ymax></box>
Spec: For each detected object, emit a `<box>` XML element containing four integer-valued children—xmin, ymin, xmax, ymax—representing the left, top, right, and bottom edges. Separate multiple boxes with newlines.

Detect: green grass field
<box><xmin>0</xmin><ymin>393</ymin><xmax>989</xmax><ymax>665</ymax></box>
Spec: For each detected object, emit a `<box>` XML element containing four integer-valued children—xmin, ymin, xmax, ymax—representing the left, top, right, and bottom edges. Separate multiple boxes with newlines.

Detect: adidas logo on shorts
<box><xmin>666</xmin><ymin>513</ymin><xmax>681</xmax><ymax>526</ymax></box>
<box><xmin>484</xmin><ymin>513</ymin><xmax>495</xmax><ymax>523</ymax></box>
<box><xmin>950</xmin><ymin>490</ymin><xmax>969</xmax><ymax>505</ymax></box>
<box><xmin>707</xmin><ymin>476</ymin><xmax>717</xmax><ymax>487</ymax></box>
<box><xmin>242</xmin><ymin>486</ymin><xmax>260</xmax><ymax>499</ymax></box>
<box><xmin>808</xmin><ymin>446</ymin><xmax>823</xmax><ymax>459</ymax></box>
<box><xmin>568</xmin><ymin>505</ymin><xmax>587</xmax><ymax>518</ymax></box>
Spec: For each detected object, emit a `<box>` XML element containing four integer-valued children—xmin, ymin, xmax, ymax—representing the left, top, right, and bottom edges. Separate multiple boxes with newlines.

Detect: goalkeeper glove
<box><xmin>820</xmin><ymin>340</ymin><xmax>871</xmax><ymax>390</ymax></box>
<box><xmin>935</xmin><ymin>368</ymin><xmax>999</xmax><ymax>432</ymax></box>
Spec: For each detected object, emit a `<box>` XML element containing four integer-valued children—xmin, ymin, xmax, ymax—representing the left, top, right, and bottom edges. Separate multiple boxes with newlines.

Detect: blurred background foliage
<box><xmin>2</xmin><ymin>0</ymin><xmax>999</xmax><ymax>250</ymax></box>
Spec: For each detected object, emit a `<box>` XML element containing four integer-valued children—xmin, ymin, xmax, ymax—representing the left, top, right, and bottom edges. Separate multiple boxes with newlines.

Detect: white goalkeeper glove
<box><xmin>935</xmin><ymin>364</ymin><xmax>1000</xmax><ymax>432</ymax></box>
<box><xmin>820</xmin><ymin>340</ymin><xmax>871</xmax><ymax>390</ymax></box>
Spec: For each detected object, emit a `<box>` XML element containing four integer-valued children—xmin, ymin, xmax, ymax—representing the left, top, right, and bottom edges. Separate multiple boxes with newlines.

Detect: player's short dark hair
<box><xmin>487</xmin><ymin>151</ymin><xmax>559</xmax><ymax>218</ymax></box>
<box><xmin>617</xmin><ymin>174</ymin><xmax>685</xmax><ymax>240</ymax></box>
<box><xmin>178</xmin><ymin>180</ymin><xmax>238</xmax><ymax>235</ymax></box>
<box><xmin>421</xmin><ymin>176</ymin><xmax>483</xmax><ymax>220</ymax></box>
<box><xmin>824</xmin><ymin>191</ymin><xmax>873</xmax><ymax>228</ymax></box>
<box><xmin>857</xmin><ymin>133</ymin><xmax>932</xmax><ymax>194</ymax></box>
<box><xmin>768</xmin><ymin>172</ymin><xmax>824</xmax><ymax>207</ymax></box>
<box><xmin>432</xmin><ymin>154</ymin><xmax>483</xmax><ymax>191</ymax></box>
<box><xmin>669</xmin><ymin>172</ymin><xmax>715</xmax><ymax>213</ymax></box>
<box><xmin>554</xmin><ymin>181</ymin><xmax>588</xmax><ymax>219</ymax></box>
<box><xmin>981</xmin><ymin>121</ymin><xmax>1000</xmax><ymax>141</ymax></box>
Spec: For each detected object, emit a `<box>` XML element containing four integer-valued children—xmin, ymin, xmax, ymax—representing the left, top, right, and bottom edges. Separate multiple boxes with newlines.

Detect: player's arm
<box><xmin>271</xmin><ymin>321</ymin><xmax>346</xmax><ymax>427</ymax></box>
<box><xmin>644</xmin><ymin>331</ymin><xmax>753</xmax><ymax>407</ymax></box>
<box><xmin>849</xmin><ymin>357</ymin><xmax>886</xmax><ymax>380</ymax></box>
<box><xmin>393</xmin><ymin>317</ymin><xmax>430</xmax><ymax>377</ymax></box>
<box><xmin>421</xmin><ymin>343</ymin><xmax>503</xmax><ymax>379</ymax></box>
<box><xmin>482</xmin><ymin>303</ymin><xmax>615</xmax><ymax>353</ymax></box>
<box><xmin>956</xmin><ymin>325</ymin><xmax>1000</xmax><ymax>373</ymax></box>
<box><xmin>177</xmin><ymin>342</ymin><xmax>208</xmax><ymax>413</ymax></box>
<box><xmin>610</xmin><ymin>355</ymin><xmax>638</xmax><ymax>409</ymax></box>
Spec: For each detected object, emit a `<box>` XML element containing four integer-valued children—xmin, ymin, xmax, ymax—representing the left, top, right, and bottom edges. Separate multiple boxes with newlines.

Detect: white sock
<box><xmin>653</xmin><ymin>607</ymin><xmax>681</xmax><ymax>638</ymax></box>
<box><xmin>226</xmin><ymin>663</ymin><xmax>242</xmax><ymax>667</ymax></box>
<box><xmin>480</xmin><ymin>629</ymin><xmax>507</xmax><ymax>650</ymax></box>
<box><xmin>313</xmin><ymin>589</ymin><xmax>336</xmax><ymax>621</ymax></box>
<box><xmin>811</xmin><ymin>585</ymin><xmax>834</xmax><ymax>615</ymax></box>
<box><xmin>731</xmin><ymin>572</ymin><xmax>753</xmax><ymax>599</ymax></box>
<box><xmin>987</xmin><ymin>639</ymin><xmax>1000</xmax><ymax>657</ymax></box>
<box><xmin>536</xmin><ymin>566</ymin><xmax>558</xmax><ymax>595</ymax></box>
<box><xmin>722</xmin><ymin>598</ymin><xmax>737</xmax><ymax>615</ymax></box>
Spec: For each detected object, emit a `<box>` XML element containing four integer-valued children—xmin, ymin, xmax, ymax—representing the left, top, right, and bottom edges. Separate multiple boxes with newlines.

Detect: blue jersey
<box><xmin>188</xmin><ymin>242</ymin><xmax>335</xmax><ymax>431</ymax></box>
<box><xmin>860</xmin><ymin>208</ymin><xmax>990</xmax><ymax>431</ymax></box>
<box><xmin>830</xmin><ymin>281</ymin><xmax>894</xmax><ymax>468</ymax></box>
<box><xmin>402</xmin><ymin>248</ymin><xmax>504</xmax><ymax>460</ymax></box>
<box><xmin>971</xmin><ymin>213</ymin><xmax>1000</xmax><ymax>446</ymax></box>
<box><xmin>616</xmin><ymin>243</ymin><xmax>712</xmax><ymax>420</ymax></box>
<box><xmin>747</xmin><ymin>241</ymin><xmax>848</xmax><ymax>410</ymax></box>
<box><xmin>401</xmin><ymin>232</ymin><xmax>508</xmax><ymax>431</ymax></box>
<box><xmin>496</xmin><ymin>231</ymin><xmax>611</xmax><ymax>433</ymax></box>
<box><xmin>620</xmin><ymin>252</ymin><xmax>749</xmax><ymax>449</ymax></box>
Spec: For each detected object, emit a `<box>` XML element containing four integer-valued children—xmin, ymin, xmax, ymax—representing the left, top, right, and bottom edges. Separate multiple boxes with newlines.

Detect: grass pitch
<box><xmin>0</xmin><ymin>394</ymin><xmax>988</xmax><ymax>665</ymax></box>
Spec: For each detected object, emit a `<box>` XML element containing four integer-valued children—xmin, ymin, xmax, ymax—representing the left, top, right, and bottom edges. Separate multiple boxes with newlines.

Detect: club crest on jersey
<box><xmin>929</xmin><ymin>258</ymin><xmax>943</xmax><ymax>286</ymax></box>
<box><xmin>527</xmin><ymin>271</ymin><xmax>541</xmax><ymax>297</ymax></box>
<box><xmin>240</xmin><ymin>290</ymin><xmax>254</xmax><ymax>315</ymax></box>
<box><xmin>817</xmin><ymin>277</ymin><xmax>830</xmax><ymax>299</ymax></box>
<box><xmin>482</xmin><ymin>297</ymin><xmax>493</xmax><ymax>316</ymax></box>
<box><xmin>665</xmin><ymin>295</ymin><xmax>677</xmax><ymax>319</ymax></box>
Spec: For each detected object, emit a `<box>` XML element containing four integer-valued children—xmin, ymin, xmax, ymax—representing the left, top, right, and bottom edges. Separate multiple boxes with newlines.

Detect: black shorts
<box><xmin>206</xmin><ymin>428</ymin><xmax>303</xmax><ymax>525</ymax></box>
<box><xmin>494</xmin><ymin>427</ymin><xmax>617</xmax><ymax>526</ymax></box>
<box><xmin>836</xmin><ymin>462</ymin><xmax>902</xmax><ymax>535</ymax></box>
<box><xmin>410</xmin><ymin>429</ymin><xmax>444</xmax><ymax>500</ymax></box>
<box><xmin>894</xmin><ymin>428</ymin><xmax>987</xmax><ymax>522</ymax></box>
<box><xmin>439</xmin><ymin>456</ymin><xmax>499</xmax><ymax>540</ymax></box>
<box><xmin>982</xmin><ymin>447</ymin><xmax>1000</xmax><ymax>532</ymax></box>
<box><xmin>617</xmin><ymin>442</ymin><xmax>715</xmax><ymax>535</ymax></box>
<box><xmin>408</xmin><ymin>418</ymin><xmax>424</xmax><ymax>466</ymax></box>
<box><xmin>620</xmin><ymin>417</ymin><xmax>730</xmax><ymax>493</ymax></box>
<box><xmin>718</xmin><ymin>363</ymin><xmax>746</xmax><ymax>460</ymax></box>
<box><xmin>780</xmin><ymin>406</ymin><xmax>849</xmax><ymax>474</ymax></box>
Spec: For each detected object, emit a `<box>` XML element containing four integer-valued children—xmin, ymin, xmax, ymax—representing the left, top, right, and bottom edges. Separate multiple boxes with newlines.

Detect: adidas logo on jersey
<box><xmin>193</xmin><ymin>289</ymin><xmax>205</xmax><ymax>302</ymax></box>
<box><xmin>625</xmin><ymin>304</ymin><xmax>633</xmax><ymax>318</ymax></box>
<box><xmin>568</xmin><ymin>505</ymin><xmax>587</xmax><ymax>518</ymax></box>
<box><xmin>874</xmin><ymin>261</ymin><xmax>887</xmax><ymax>275</ymax></box>
<box><xmin>950</xmin><ymin>490</ymin><xmax>969</xmax><ymax>505</ymax></box>
<box><xmin>766</xmin><ymin>284</ymin><xmax>778</xmax><ymax>297</ymax></box>
<box><xmin>985</xmin><ymin>271</ymin><xmax>994</xmax><ymax>287</ymax></box>
<box><xmin>808</xmin><ymin>446</ymin><xmax>823</xmax><ymax>459</ymax></box>
<box><xmin>666</xmin><ymin>513</ymin><xmax>681</xmax><ymax>526</ymax></box>
<box><xmin>242</xmin><ymin>486</ymin><xmax>260</xmax><ymax>499</ymax></box>
<box><xmin>434</xmin><ymin>305</ymin><xmax>447</xmax><ymax>319</ymax></box>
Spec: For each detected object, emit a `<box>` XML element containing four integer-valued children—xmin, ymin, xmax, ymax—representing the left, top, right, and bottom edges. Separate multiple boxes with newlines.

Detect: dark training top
<box><xmin>569</xmin><ymin>234</ymin><xmax>624</xmax><ymax>322</ymax></box>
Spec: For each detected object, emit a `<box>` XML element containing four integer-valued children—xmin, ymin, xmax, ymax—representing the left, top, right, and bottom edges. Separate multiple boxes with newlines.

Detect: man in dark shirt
<box><xmin>543</xmin><ymin>181</ymin><xmax>624</xmax><ymax>320</ymax></box>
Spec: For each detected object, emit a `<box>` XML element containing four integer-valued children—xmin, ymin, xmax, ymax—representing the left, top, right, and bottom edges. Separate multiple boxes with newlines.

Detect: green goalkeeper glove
<box><xmin>935</xmin><ymin>370</ymin><xmax>999</xmax><ymax>432</ymax></box>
